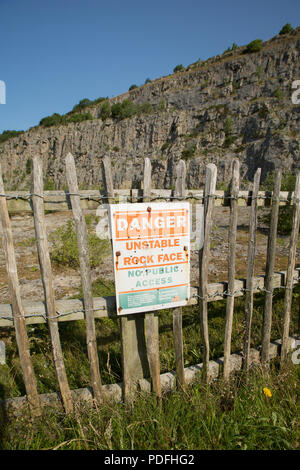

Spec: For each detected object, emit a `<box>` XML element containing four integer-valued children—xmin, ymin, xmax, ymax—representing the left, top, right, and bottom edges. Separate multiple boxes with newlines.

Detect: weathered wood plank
<box><xmin>31</xmin><ymin>156</ymin><xmax>73</xmax><ymax>413</ymax></box>
<box><xmin>145</xmin><ymin>314</ymin><xmax>162</xmax><ymax>397</ymax></box>
<box><xmin>172</xmin><ymin>159</ymin><xmax>186</xmax><ymax>388</ymax></box>
<box><xmin>174</xmin><ymin>159</ymin><xmax>186</xmax><ymax>200</ymax></box>
<box><xmin>101</xmin><ymin>156</ymin><xmax>115</xmax><ymax>204</ymax></box>
<box><xmin>0</xmin><ymin>272</ymin><xmax>296</xmax><ymax>327</ymax></box>
<box><xmin>0</xmin><ymin>165</ymin><xmax>40</xmax><ymax>417</ymax></box>
<box><xmin>143</xmin><ymin>157</ymin><xmax>161</xmax><ymax>396</ymax></box>
<box><xmin>281</xmin><ymin>172</ymin><xmax>300</xmax><ymax>363</ymax></box>
<box><xmin>173</xmin><ymin>307</ymin><xmax>185</xmax><ymax>388</ymax></box>
<box><xmin>101</xmin><ymin>155</ymin><xmax>133</xmax><ymax>403</ymax></box>
<box><xmin>261</xmin><ymin>169</ymin><xmax>282</xmax><ymax>365</ymax></box>
<box><xmin>65</xmin><ymin>153</ymin><xmax>103</xmax><ymax>404</ymax></box>
<box><xmin>223</xmin><ymin>160</ymin><xmax>240</xmax><ymax>381</ymax></box>
<box><xmin>119</xmin><ymin>313</ymin><xmax>149</xmax><ymax>400</ymax></box>
<box><xmin>199</xmin><ymin>163</ymin><xmax>217</xmax><ymax>379</ymax></box>
<box><xmin>243</xmin><ymin>168</ymin><xmax>261</xmax><ymax>370</ymax></box>
<box><xmin>143</xmin><ymin>157</ymin><xmax>152</xmax><ymax>202</ymax></box>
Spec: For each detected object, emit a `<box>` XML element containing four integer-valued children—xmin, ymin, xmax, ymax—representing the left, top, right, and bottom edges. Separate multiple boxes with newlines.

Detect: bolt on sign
<box><xmin>109</xmin><ymin>202</ymin><xmax>190</xmax><ymax>315</ymax></box>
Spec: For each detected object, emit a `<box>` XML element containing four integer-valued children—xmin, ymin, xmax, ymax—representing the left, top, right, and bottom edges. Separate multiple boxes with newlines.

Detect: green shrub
<box><xmin>111</xmin><ymin>99</ymin><xmax>137</xmax><ymax>120</ymax></box>
<box><xmin>158</xmin><ymin>99</ymin><xmax>166</xmax><ymax>111</ymax></box>
<box><xmin>40</xmin><ymin>111</ymin><xmax>93</xmax><ymax>127</ymax></box>
<box><xmin>44</xmin><ymin>178</ymin><xmax>57</xmax><ymax>190</ymax></box>
<box><xmin>260</xmin><ymin>171</ymin><xmax>297</xmax><ymax>234</ymax></box>
<box><xmin>161</xmin><ymin>141</ymin><xmax>171</xmax><ymax>152</ymax></box>
<box><xmin>260</xmin><ymin>205</ymin><xmax>295</xmax><ymax>236</ymax></box>
<box><xmin>244</xmin><ymin>39</ymin><xmax>263</xmax><ymax>54</ymax></box>
<box><xmin>279</xmin><ymin>23</ymin><xmax>293</xmax><ymax>35</ymax></box>
<box><xmin>71</xmin><ymin>98</ymin><xmax>92</xmax><ymax>113</ymax></box>
<box><xmin>224</xmin><ymin>135</ymin><xmax>238</xmax><ymax>147</ymax></box>
<box><xmin>100</xmin><ymin>101</ymin><xmax>111</xmax><ymax>120</ymax></box>
<box><xmin>0</xmin><ymin>130</ymin><xmax>24</xmax><ymax>144</ymax></box>
<box><xmin>173</xmin><ymin>64</ymin><xmax>184</xmax><ymax>73</ymax></box>
<box><xmin>224</xmin><ymin>117</ymin><xmax>233</xmax><ymax>135</ymax></box>
<box><xmin>261</xmin><ymin>170</ymin><xmax>295</xmax><ymax>192</ymax></box>
<box><xmin>232</xmin><ymin>81</ymin><xmax>239</xmax><ymax>92</ymax></box>
<box><xmin>67</xmin><ymin>112</ymin><xmax>93</xmax><ymax>123</ymax></box>
<box><xmin>25</xmin><ymin>158</ymin><xmax>32</xmax><ymax>175</ymax></box>
<box><xmin>145</xmin><ymin>78</ymin><xmax>151</xmax><ymax>84</ymax></box>
<box><xmin>277</xmin><ymin>206</ymin><xmax>295</xmax><ymax>235</ymax></box>
<box><xmin>70</xmin><ymin>97</ymin><xmax>105</xmax><ymax>113</ymax></box>
<box><xmin>181</xmin><ymin>144</ymin><xmax>196</xmax><ymax>160</ymax></box>
<box><xmin>92</xmin><ymin>96</ymin><xmax>106</xmax><ymax>105</ymax></box>
<box><xmin>223</xmin><ymin>116</ymin><xmax>236</xmax><ymax>147</ymax></box>
<box><xmin>273</xmin><ymin>88</ymin><xmax>284</xmax><ymax>100</ymax></box>
<box><xmin>129</xmin><ymin>84</ymin><xmax>138</xmax><ymax>91</ymax></box>
<box><xmin>224</xmin><ymin>42</ymin><xmax>239</xmax><ymax>53</ymax></box>
<box><xmin>39</xmin><ymin>113</ymin><xmax>66</xmax><ymax>127</ymax></box>
<box><xmin>136</xmin><ymin>102</ymin><xmax>153</xmax><ymax>115</ymax></box>
<box><xmin>50</xmin><ymin>218</ymin><xmax>110</xmax><ymax>269</ymax></box>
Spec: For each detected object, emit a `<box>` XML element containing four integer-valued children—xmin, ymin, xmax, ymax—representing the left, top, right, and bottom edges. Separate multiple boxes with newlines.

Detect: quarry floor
<box><xmin>0</xmin><ymin>206</ymin><xmax>299</xmax><ymax>304</ymax></box>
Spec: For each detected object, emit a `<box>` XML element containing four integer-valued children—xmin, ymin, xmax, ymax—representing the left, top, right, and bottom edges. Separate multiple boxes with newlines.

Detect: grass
<box><xmin>0</xmin><ymin>279</ymin><xmax>299</xmax><ymax>400</ymax></box>
<box><xmin>16</xmin><ymin>237</ymin><xmax>36</xmax><ymax>247</ymax></box>
<box><xmin>0</xmin><ymin>362</ymin><xmax>299</xmax><ymax>450</ymax></box>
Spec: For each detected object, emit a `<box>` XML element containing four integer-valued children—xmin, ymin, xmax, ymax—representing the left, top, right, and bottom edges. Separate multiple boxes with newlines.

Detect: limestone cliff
<box><xmin>1</xmin><ymin>28</ymin><xmax>300</xmax><ymax>190</ymax></box>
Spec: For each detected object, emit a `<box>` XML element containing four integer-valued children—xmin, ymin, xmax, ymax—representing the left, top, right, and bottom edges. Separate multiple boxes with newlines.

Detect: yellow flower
<box><xmin>263</xmin><ymin>387</ymin><xmax>272</xmax><ymax>398</ymax></box>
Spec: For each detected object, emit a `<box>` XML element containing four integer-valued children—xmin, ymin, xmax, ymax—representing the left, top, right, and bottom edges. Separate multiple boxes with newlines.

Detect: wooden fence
<box><xmin>0</xmin><ymin>155</ymin><xmax>299</xmax><ymax>416</ymax></box>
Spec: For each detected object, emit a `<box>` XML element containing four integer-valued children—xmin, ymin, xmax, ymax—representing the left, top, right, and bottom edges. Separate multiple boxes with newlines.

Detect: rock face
<box><xmin>1</xmin><ymin>29</ymin><xmax>300</xmax><ymax>190</ymax></box>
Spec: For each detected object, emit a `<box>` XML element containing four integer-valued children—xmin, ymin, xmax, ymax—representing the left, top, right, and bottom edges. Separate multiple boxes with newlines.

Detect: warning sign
<box><xmin>109</xmin><ymin>202</ymin><xmax>190</xmax><ymax>315</ymax></box>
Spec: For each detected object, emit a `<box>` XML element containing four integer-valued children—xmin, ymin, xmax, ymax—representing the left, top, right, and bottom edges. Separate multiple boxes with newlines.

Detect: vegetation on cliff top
<box><xmin>39</xmin><ymin>112</ymin><xmax>94</xmax><ymax>127</ymax></box>
<box><xmin>0</xmin><ymin>129</ymin><xmax>24</xmax><ymax>144</ymax></box>
<box><xmin>0</xmin><ymin>23</ymin><xmax>297</xmax><ymax>141</ymax></box>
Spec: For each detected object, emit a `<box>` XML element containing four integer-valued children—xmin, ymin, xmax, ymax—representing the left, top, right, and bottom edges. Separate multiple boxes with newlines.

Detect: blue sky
<box><xmin>0</xmin><ymin>0</ymin><xmax>299</xmax><ymax>133</ymax></box>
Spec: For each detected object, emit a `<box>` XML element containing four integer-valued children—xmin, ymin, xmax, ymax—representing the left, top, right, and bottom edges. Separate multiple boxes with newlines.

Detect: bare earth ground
<box><xmin>0</xmin><ymin>207</ymin><xmax>299</xmax><ymax>304</ymax></box>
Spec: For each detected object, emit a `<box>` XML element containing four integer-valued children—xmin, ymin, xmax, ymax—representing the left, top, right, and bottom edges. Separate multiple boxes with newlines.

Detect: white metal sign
<box><xmin>109</xmin><ymin>202</ymin><xmax>190</xmax><ymax>315</ymax></box>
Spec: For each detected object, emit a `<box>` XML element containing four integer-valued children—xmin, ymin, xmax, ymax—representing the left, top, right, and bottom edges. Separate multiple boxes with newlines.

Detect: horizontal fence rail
<box><xmin>0</xmin><ymin>189</ymin><xmax>297</xmax><ymax>212</ymax></box>
<box><xmin>0</xmin><ymin>270</ymin><xmax>298</xmax><ymax>327</ymax></box>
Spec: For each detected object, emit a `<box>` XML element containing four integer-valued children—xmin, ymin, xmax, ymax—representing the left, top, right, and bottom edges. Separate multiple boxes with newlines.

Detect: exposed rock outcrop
<box><xmin>1</xmin><ymin>29</ymin><xmax>300</xmax><ymax>190</ymax></box>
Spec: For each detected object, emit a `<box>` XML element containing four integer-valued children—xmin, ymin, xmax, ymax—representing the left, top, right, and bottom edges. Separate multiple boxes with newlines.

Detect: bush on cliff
<box><xmin>279</xmin><ymin>23</ymin><xmax>293</xmax><ymax>35</ymax></box>
<box><xmin>111</xmin><ymin>99</ymin><xmax>137</xmax><ymax>120</ymax></box>
<box><xmin>244</xmin><ymin>39</ymin><xmax>263</xmax><ymax>54</ymax></box>
<box><xmin>71</xmin><ymin>98</ymin><xmax>92</xmax><ymax>112</ymax></box>
<box><xmin>100</xmin><ymin>101</ymin><xmax>112</xmax><ymax>120</ymax></box>
<box><xmin>173</xmin><ymin>64</ymin><xmax>184</xmax><ymax>73</ymax></box>
<box><xmin>0</xmin><ymin>130</ymin><xmax>24</xmax><ymax>144</ymax></box>
<box><xmin>40</xmin><ymin>112</ymin><xmax>93</xmax><ymax>127</ymax></box>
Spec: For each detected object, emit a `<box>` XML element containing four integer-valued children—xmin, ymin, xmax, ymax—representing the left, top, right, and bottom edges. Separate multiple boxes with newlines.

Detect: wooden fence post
<box><xmin>243</xmin><ymin>168</ymin><xmax>261</xmax><ymax>370</ymax></box>
<box><xmin>281</xmin><ymin>172</ymin><xmax>300</xmax><ymax>363</ymax></box>
<box><xmin>223</xmin><ymin>159</ymin><xmax>239</xmax><ymax>381</ymax></box>
<box><xmin>31</xmin><ymin>156</ymin><xmax>73</xmax><ymax>413</ymax></box>
<box><xmin>143</xmin><ymin>157</ymin><xmax>162</xmax><ymax>397</ymax></box>
<box><xmin>102</xmin><ymin>156</ymin><xmax>114</xmax><ymax>204</ymax></box>
<box><xmin>0</xmin><ymin>165</ymin><xmax>40</xmax><ymax>417</ymax></box>
<box><xmin>199</xmin><ymin>163</ymin><xmax>217</xmax><ymax>380</ymax></box>
<box><xmin>65</xmin><ymin>153</ymin><xmax>103</xmax><ymax>405</ymax></box>
<box><xmin>102</xmin><ymin>156</ymin><xmax>150</xmax><ymax>401</ymax></box>
<box><xmin>261</xmin><ymin>169</ymin><xmax>282</xmax><ymax>366</ymax></box>
<box><xmin>172</xmin><ymin>159</ymin><xmax>186</xmax><ymax>388</ymax></box>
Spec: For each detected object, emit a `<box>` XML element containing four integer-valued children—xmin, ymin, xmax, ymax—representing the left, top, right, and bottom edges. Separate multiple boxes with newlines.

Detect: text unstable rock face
<box><xmin>109</xmin><ymin>202</ymin><xmax>191</xmax><ymax>315</ymax></box>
